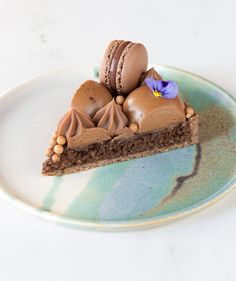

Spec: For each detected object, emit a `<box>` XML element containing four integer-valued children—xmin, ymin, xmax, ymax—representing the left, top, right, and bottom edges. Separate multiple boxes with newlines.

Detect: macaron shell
<box><xmin>116</xmin><ymin>43</ymin><xmax>148</xmax><ymax>95</ymax></box>
<box><xmin>109</xmin><ymin>41</ymin><xmax>131</xmax><ymax>91</ymax></box>
<box><xmin>99</xmin><ymin>40</ymin><xmax>123</xmax><ymax>91</ymax></box>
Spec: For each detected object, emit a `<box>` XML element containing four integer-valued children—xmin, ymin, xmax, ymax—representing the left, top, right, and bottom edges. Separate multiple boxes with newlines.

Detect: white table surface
<box><xmin>0</xmin><ymin>1</ymin><xmax>236</xmax><ymax>280</ymax></box>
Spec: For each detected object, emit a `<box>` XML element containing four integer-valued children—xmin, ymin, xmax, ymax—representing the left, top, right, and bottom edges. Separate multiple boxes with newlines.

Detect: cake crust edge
<box><xmin>42</xmin><ymin>115</ymin><xmax>199</xmax><ymax>176</ymax></box>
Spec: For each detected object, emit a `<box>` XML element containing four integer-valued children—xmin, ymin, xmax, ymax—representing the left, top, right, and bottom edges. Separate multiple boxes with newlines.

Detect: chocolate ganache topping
<box><xmin>68</xmin><ymin>127</ymin><xmax>111</xmax><ymax>150</ymax></box>
<box><xmin>93</xmin><ymin>99</ymin><xmax>128</xmax><ymax>136</ymax></box>
<box><xmin>57</xmin><ymin>108</ymin><xmax>95</xmax><ymax>140</ymax></box>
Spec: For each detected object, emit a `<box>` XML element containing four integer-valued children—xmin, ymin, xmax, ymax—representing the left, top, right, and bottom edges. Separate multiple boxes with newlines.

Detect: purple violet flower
<box><xmin>144</xmin><ymin>78</ymin><xmax>179</xmax><ymax>99</ymax></box>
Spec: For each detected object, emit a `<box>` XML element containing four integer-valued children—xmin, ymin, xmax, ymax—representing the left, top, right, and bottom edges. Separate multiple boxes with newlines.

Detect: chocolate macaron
<box><xmin>99</xmin><ymin>40</ymin><xmax>148</xmax><ymax>95</ymax></box>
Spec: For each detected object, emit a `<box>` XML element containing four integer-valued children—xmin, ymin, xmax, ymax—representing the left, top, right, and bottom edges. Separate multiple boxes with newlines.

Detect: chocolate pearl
<box><xmin>186</xmin><ymin>107</ymin><xmax>194</xmax><ymax>118</ymax></box>
<box><xmin>129</xmin><ymin>122</ymin><xmax>139</xmax><ymax>132</ymax></box>
<box><xmin>116</xmin><ymin>95</ymin><xmax>125</xmax><ymax>105</ymax></box>
<box><xmin>45</xmin><ymin>147</ymin><xmax>53</xmax><ymax>157</ymax></box>
<box><xmin>52</xmin><ymin>154</ymin><xmax>60</xmax><ymax>163</ymax></box>
<box><xmin>52</xmin><ymin>131</ymin><xmax>58</xmax><ymax>138</ymax></box>
<box><xmin>56</xmin><ymin>136</ymin><xmax>66</xmax><ymax>145</ymax></box>
<box><xmin>53</xmin><ymin>144</ymin><xmax>64</xmax><ymax>155</ymax></box>
<box><xmin>49</xmin><ymin>137</ymin><xmax>57</xmax><ymax>147</ymax></box>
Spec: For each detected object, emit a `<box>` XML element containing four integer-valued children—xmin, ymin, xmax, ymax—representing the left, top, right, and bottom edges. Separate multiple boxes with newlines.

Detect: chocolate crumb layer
<box><xmin>42</xmin><ymin>115</ymin><xmax>199</xmax><ymax>176</ymax></box>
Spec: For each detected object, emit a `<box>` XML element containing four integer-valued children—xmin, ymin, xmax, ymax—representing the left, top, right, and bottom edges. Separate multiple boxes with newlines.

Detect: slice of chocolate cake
<box><xmin>42</xmin><ymin>40</ymin><xmax>199</xmax><ymax>176</ymax></box>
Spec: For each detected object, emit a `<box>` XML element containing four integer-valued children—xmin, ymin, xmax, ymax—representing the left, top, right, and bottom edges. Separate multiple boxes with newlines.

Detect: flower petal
<box><xmin>144</xmin><ymin>78</ymin><xmax>159</xmax><ymax>92</ymax></box>
<box><xmin>158</xmin><ymin>80</ymin><xmax>178</xmax><ymax>99</ymax></box>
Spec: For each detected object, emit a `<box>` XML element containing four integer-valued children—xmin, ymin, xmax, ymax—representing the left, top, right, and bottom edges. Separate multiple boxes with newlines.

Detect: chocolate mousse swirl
<box><xmin>140</xmin><ymin>67</ymin><xmax>162</xmax><ymax>85</ymax></box>
<box><xmin>93</xmin><ymin>99</ymin><xmax>128</xmax><ymax>136</ymax></box>
<box><xmin>57</xmin><ymin>108</ymin><xmax>95</xmax><ymax>140</ymax></box>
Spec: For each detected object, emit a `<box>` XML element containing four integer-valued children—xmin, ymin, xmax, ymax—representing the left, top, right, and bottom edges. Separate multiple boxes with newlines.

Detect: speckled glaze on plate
<box><xmin>0</xmin><ymin>65</ymin><xmax>235</xmax><ymax>231</ymax></box>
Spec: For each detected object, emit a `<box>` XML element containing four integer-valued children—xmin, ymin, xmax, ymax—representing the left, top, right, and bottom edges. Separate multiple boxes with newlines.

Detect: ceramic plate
<box><xmin>0</xmin><ymin>65</ymin><xmax>235</xmax><ymax>231</ymax></box>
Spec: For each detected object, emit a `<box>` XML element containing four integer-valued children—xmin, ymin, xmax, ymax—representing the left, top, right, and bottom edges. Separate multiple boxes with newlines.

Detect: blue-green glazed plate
<box><xmin>0</xmin><ymin>65</ymin><xmax>235</xmax><ymax>231</ymax></box>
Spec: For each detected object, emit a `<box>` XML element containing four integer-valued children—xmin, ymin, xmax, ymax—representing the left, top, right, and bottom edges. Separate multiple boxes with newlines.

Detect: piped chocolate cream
<box><xmin>57</xmin><ymin>109</ymin><xmax>95</xmax><ymax>140</ymax></box>
<box><xmin>71</xmin><ymin>80</ymin><xmax>112</xmax><ymax>118</ymax></box>
<box><xmin>123</xmin><ymin>85</ymin><xmax>186</xmax><ymax>133</ymax></box>
<box><xmin>93</xmin><ymin>99</ymin><xmax>128</xmax><ymax>136</ymax></box>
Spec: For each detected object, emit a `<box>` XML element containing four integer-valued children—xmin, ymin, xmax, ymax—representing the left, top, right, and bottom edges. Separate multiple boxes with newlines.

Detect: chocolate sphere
<box><xmin>123</xmin><ymin>85</ymin><xmax>186</xmax><ymax>133</ymax></box>
<box><xmin>71</xmin><ymin>80</ymin><xmax>112</xmax><ymax>117</ymax></box>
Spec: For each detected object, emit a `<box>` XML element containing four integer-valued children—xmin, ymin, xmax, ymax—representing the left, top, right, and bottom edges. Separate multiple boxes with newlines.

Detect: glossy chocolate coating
<box><xmin>71</xmin><ymin>80</ymin><xmax>112</xmax><ymax>117</ymax></box>
<box><xmin>123</xmin><ymin>85</ymin><xmax>186</xmax><ymax>133</ymax></box>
